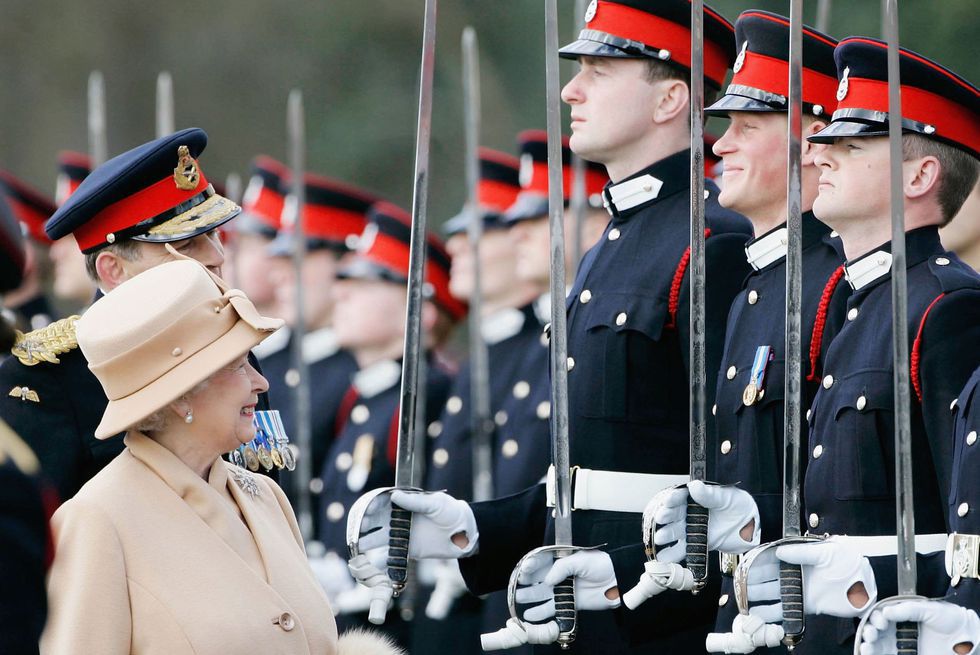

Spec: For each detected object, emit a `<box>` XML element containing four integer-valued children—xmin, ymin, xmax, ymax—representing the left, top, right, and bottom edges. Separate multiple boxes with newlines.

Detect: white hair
<box><xmin>131</xmin><ymin>378</ymin><xmax>210</xmax><ymax>434</ymax></box>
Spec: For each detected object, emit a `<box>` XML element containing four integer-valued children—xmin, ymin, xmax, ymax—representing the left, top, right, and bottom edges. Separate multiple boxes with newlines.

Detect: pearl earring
<box><xmin>185</xmin><ymin>410</ymin><xmax>194</xmax><ymax>424</ymax></box>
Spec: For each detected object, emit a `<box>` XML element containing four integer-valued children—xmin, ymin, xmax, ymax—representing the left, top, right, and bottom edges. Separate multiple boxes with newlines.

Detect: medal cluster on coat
<box><xmin>229</xmin><ymin>409</ymin><xmax>296</xmax><ymax>473</ymax></box>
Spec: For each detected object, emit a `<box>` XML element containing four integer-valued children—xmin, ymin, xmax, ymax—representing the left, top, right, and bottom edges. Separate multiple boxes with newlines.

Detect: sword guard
<box><xmin>852</xmin><ymin>594</ymin><xmax>924</xmax><ymax>655</ymax></box>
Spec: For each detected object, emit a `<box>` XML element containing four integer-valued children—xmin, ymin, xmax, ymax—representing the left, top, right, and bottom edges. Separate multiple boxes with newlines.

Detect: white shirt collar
<box><xmin>844</xmin><ymin>250</ymin><xmax>893</xmax><ymax>291</ymax></box>
<box><xmin>603</xmin><ymin>174</ymin><xmax>664</xmax><ymax>215</ymax></box>
<box><xmin>301</xmin><ymin>327</ymin><xmax>340</xmax><ymax>364</ymax></box>
<box><xmin>353</xmin><ymin>359</ymin><xmax>402</xmax><ymax>398</ymax></box>
<box><xmin>251</xmin><ymin>325</ymin><xmax>291</xmax><ymax>360</ymax></box>
<box><xmin>744</xmin><ymin>227</ymin><xmax>788</xmax><ymax>271</ymax></box>
<box><xmin>480</xmin><ymin>308</ymin><xmax>527</xmax><ymax>345</ymax></box>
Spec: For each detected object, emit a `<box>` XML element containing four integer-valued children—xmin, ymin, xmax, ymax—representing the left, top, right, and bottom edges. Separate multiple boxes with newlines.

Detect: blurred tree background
<box><xmin>1</xmin><ymin>0</ymin><xmax>977</xmax><ymax>225</ymax></box>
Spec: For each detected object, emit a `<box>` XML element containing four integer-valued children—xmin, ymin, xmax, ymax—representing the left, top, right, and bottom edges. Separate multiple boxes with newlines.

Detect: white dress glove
<box><xmin>481</xmin><ymin>618</ymin><xmax>561</xmax><ymax>651</ymax></box>
<box><xmin>622</xmin><ymin>560</ymin><xmax>695</xmax><ymax>608</ymax></box>
<box><xmin>858</xmin><ymin>600</ymin><xmax>979</xmax><ymax>655</ymax></box>
<box><xmin>705</xmin><ymin>613</ymin><xmax>786</xmax><ymax>653</ymax></box>
<box><xmin>309</xmin><ymin>550</ymin><xmax>356</xmax><ymax>601</ymax></box>
<box><xmin>514</xmin><ymin>549</ymin><xmax>621</xmax><ymax>623</ymax></box>
<box><xmin>745</xmin><ymin>537</ymin><xmax>877</xmax><ymax>624</ymax></box>
<box><xmin>352</xmin><ymin>489</ymin><xmax>478</xmax><ymax>559</ymax></box>
<box><xmin>652</xmin><ymin>481</ymin><xmax>761</xmax><ymax>564</ymax></box>
<box><xmin>342</xmin><ymin>548</ymin><xmax>393</xmax><ymax>624</ymax></box>
<box><xmin>425</xmin><ymin>559</ymin><xmax>469</xmax><ymax>620</ymax></box>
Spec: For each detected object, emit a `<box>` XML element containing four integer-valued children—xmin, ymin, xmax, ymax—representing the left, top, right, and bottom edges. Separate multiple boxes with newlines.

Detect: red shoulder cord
<box><xmin>386</xmin><ymin>411</ymin><xmax>400</xmax><ymax>467</ymax></box>
<box><xmin>666</xmin><ymin>228</ymin><xmax>712</xmax><ymax>329</ymax></box>
<box><xmin>806</xmin><ymin>265</ymin><xmax>846</xmax><ymax>382</ymax></box>
<box><xmin>333</xmin><ymin>385</ymin><xmax>360</xmax><ymax>438</ymax></box>
<box><xmin>911</xmin><ymin>293</ymin><xmax>945</xmax><ymax>404</ymax></box>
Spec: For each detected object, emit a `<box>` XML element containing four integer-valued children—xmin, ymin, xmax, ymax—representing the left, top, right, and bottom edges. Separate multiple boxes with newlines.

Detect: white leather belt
<box><xmin>545</xmin><ymin>465</ymin><xmax>688</xmax><ymax>514</ymax></box>
<box><xmin>834</xmin><ymin>533</ymin><xmax>947</xmax><ymax>556</ymax></box>
<box><xmin>946</xmin><ymin>532</ymin><xmax>980</xmax><ymax>586</ymax></box>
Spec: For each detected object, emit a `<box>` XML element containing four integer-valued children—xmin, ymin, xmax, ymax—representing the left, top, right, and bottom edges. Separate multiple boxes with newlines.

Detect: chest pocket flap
<box><xmin>581</xmin><ymin>290</ymin><xmax>669</xmax><ymax>341</ymax></box>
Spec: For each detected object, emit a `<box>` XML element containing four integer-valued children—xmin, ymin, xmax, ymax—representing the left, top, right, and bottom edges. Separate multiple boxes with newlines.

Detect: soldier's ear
<box><xmin>652</xmin><ymin>79</ymin><xmax>689</xmax><ymax>125</ymax></box>
<box><xmin>801</xmin><ymin>119</ymin><xmax>829</xmax><ymax>166</ymax></box>
<box><xmin>904</xmin><ymin>154</ymin><xmax>941</xmax><ymax>201</ymax></box>
<box><xmin>93</xmin><ymin>250</ymin><xmax>130</xmax><ymax>290</ymax></box>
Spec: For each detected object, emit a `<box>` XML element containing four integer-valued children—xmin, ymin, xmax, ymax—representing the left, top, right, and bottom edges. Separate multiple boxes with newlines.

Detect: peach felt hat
<box><xmin>76</xmin><ymin>259</ymin><xmax>284</xmax><ymax>439</ymax></box>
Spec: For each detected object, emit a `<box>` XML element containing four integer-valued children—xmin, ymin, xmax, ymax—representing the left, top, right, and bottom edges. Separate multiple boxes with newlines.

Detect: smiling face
<box><xmin>188</xmin><ymin>354</ymin><xmax>269</xmax><ymax>453</ymax></box>
<box><xmin>713</xmin><ymin>112</ymin><xmax>790</xmax><ymax>225</ymax></box>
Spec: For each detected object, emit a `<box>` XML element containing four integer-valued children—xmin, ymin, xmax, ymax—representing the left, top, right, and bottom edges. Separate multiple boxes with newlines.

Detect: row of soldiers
<box><xmin>0</xmin><ymin>0</ymin><xmax>978</xmax><ymax>653</ymax></box>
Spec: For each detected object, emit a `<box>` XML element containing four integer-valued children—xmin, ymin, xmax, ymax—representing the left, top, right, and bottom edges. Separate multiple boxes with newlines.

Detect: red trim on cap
<box><xmin>6</xmin><ymin>196</ymin><xmax>51</xmax><ymax>243</ymax></box>
<box><xmin>74</xmin><ymin>167</ymin><xmax>210</xmax><ymax>251</ymax></box>
<box><xmin>588</xmin><ymin>1</ymin><xmax>730</xmax><ymax>87</ymax></box>
<box><xmin>844</xmin><ymin>38</ymin><xmax>977</xmax><ymax>95</ymax></box>
<box><xmin>911</xmin><ymin>293</ymin><xmax>944</xmax><ymax>403</ymax></box>
<box><xmin>242</xmin><ymin>185</ymin><xmax>284</xmax><ymax>229</ymax></box>
<box><xmin>525</xmin><ymin>162</ymin><xmax>607</xmax><ymax>199</ymax></box>
<box><xmin>839</xmin><ymin>77</ymin><xmax>980</xmax><ymax>155</ymax></box>
<box><xmin>479</xmin><ymin>179</ymin><xmax>521</xmax><ymax>212</ymax></box>
<box><xmin>732</xmin><ymin>50</ymin><xmax>839</xmax><ymax>111</ymax></box>
<box><xmin>302</xmin><ymin>204</ymin><xmax>366</xmax><ymax>243</ymax></box>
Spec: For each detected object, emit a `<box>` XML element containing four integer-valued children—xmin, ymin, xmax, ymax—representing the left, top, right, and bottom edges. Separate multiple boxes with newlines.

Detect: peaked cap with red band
<box><xmin>267</xmin><ymin>173</ymin><xmax>378</xmax><ymax>256</ymax></box>
<box><xmin>706</xmin><ymin>10</ymin><xmax>838</xmax><ymax>117</ymax></box>
<box><xmin>443</xmin><ymin>147</ymin><xmax>522</xmax><ymax>236</ymax></box>
<box><xmin>0</xmin><ymin>170</ymin><xmax>57</xmax><ymax>244</ymax></box>
<box><xmin>0</xmin><ymin>192</ymin><xmax>26</xmax><ymax>291</ymax></box>
<box><xmin>809</xmin><ymin>38</ymin><xmax>980</xmax><ymax>159</ymax></box>
<box><xmin>45</xmin><ymin>128</ymin><xmax>241</xmax><ymax>253</ymax></box>
<box><xmin>504</xmin><ymin>129</ymin><xmax>608</xmax><ymax>224</ymax></box>
<box><xmin>340</xmin><ymin>201</ymin><xmax>467</xmax><ymax>322</ymax></box>
<box><xmin>234</xmin><ymin>155</ymin><xmax>290</xmax><ymax>238</ymax></box>
<box><xmin>55</xmin><ymin>151</ymin><xmax>92</xmax><ymax>207</ymax></box>
<box><xmin>559</xmin><ymin>0</ymin><xmax>736</xmax><ymax>90</ymax></box>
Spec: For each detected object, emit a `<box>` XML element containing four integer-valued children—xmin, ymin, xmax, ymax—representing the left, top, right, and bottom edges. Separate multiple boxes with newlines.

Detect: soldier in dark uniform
<box><xmin>48</xmin><ymin>152</ymin><xmax>97</xmax><ymax>314</ymax></box>
<box><xmin>738</xmin><ymin>38</ymin><xmax>980</xmax><ymax>654</ymax></box>
<box><xmin>0</xmin><ymin>170</ymin><xmax>59</xmax><ymax>332</ymax></box>
<box><xmin>628</xmin><ymin>12</ymin><xmax>849</xmax><ymax>651</ymax></box>
<box><xmin>349</xmin><ymin>2</ymin><xmax>753</xmax><ymax>652</ymax></box>
<box><xmin>262</xmin><ymin>173</ymin><xmax>374</xmax><ymax>537</ymax></box>
<box><xmin>0</xmin><ymin>127</ymin><xmax>268</xmax><ymax>501</ymax></box>
<box><xmin>314</xmin><ymin>201</ymin><xmax>463</xmax><ymax>648</ymax></box>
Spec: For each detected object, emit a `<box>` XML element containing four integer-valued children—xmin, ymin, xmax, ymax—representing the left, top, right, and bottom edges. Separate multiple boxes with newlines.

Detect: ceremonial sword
<box><xmin>156</xmin><ymin>72</ymin><xmax>175</xmax><ymax>138</ymax></box>
<box><xmin>87</xmin><ymin>71</ymin><xmax>107</xmax><ymax>167</ymax></box>
<box><xmin>853</xmin><ymin>2</ymin><xmax>923</xmax><ymax>651</ymax></box>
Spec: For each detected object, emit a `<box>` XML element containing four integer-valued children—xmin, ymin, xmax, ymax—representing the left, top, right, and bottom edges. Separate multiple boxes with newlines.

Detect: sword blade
<box><xmin>287</xmin><ymin>89</ymin><xmax>314</xmax><ymax>543</ymax></box>
<box><xmin>882</xmin><ymin>0</ymin><xmax>917</xmax><ymax>599</ymax></box>
<box><xmin>462</xmin><ymin>26</ymin><xmax>494</xmax><ymax>504</ymax></box>
<box><xmin>87</xmin><ymin>71</ymin><xmax>107</xmax><ymax>167</ymax></box>
<box><xmin>156</xmin><ymin>71</ymin><xmax>175</xmax><ymax>138</ymax></box>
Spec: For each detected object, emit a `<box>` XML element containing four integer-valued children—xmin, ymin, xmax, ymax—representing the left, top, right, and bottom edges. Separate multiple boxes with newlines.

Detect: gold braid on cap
<box><xmin>146</xmin><ymin>194</ymin><xmax>238</xmax><ymax>237</ymax></box>
<box><xmin>11</xmin><ymin>316</ymin><xmax>81</xmax><ymax>366</ymax></box>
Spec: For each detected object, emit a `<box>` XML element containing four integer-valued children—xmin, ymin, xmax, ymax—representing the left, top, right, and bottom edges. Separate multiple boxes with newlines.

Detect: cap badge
<box><xmin>519</xmin><ymin>153</ymin><xmax>534</xmax><ymax>189</ymax></box>
<box><xmin>357</xmin><ymin>221</ymin><xmax>378</xmax><ymax>254</ymax></box>
<box><xmin>836</xmin><ymin>67</ymin><xmax>850</xmax><ymax>102</ymax></box>
<box><xmin>173</xmin><ymin>145</ymin><xmax>200</xmax><ymax>191</ymax></box>
<box><xmin>281</xmin><ymin>194</ymin><xmax>298</xmax><ymax>227</ymax></box>
<box><xmin>584</xmin><ymin>0</ymin><xmax>597</xmax><ymax>23</ymax></box>
<box><xmin>733</xmin><ymin>41</ymin><xmax>748</xmax><ymax>74</ymax></box>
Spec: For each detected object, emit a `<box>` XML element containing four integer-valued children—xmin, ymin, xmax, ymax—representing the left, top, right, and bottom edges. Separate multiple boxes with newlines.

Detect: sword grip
<box><xmin>779</xmin><ymin>561</ymin><xmax>804</xmax><ymax>649</ymax></box>
<box><xmin>685</xmin><ymin>499</ymin><xmax>709</xmax><ymax>593</ymax></box>
<box><xmin>387</xmin><ymin>504</ymin><xmax>412</xmax><ymax>597</ymax></box>
<box><xmin>895</xmin><ymin>621</ymin><xmax>917</xmax><ymax>654</ymax></box>
<box><xmin>554</xmin><ymin>576</ymin><xmax>577</xmax><ymax>649</ymax></box>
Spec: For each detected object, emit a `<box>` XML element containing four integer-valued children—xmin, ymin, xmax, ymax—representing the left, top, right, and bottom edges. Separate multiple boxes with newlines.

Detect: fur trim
<box><xmin>337</xmin><ymin>628</ymin><xmax>406</xmax><ymax>655</ymax></box>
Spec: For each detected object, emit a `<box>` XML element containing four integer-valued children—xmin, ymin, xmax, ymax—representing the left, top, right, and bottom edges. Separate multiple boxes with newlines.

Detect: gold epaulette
<box><xmin>0</xmin><ymin>419</ymin><xmax>40</xmax><ymax>475</ymax></box>
<box><xmin>11</xmin><ymin>315</ymin><xmax>81</xmax><ymax>366</ymax></box>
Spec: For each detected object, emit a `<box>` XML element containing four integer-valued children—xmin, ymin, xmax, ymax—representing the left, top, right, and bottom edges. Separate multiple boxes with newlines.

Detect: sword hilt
<box><xmin>778</xmin><ymin>560</ymin><xmax>804</xmax><ymax>649</ymax></box>
<box><xmin>685</xmin><ymin>498</ymin><xmax>709</xmax><ymax>593</ymax></box>
<box><xmin>387</xmin><ymin>503</ymin><xmax>412</xmax><ymax>596</ymax></box>
<box><xmin>895</xmin><ymin>621</ymin><xmax>917</xmax><ymax>654</ymax></box>
<box><xmin>554</xmin><ymin>575</ymin><xmax>577</xmax><ymax>649</ymax></box>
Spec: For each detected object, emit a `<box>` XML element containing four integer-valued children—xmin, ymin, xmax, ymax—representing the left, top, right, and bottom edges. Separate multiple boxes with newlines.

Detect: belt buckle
<box><xmin>719</xmin><ymin>552</ymin><xmax>740</xmax><ymax>576</ymax></box>
<box><xmin>951</xmin><ymin>533</ymin><xmax>980</xmax><ymax>587</ymax></box>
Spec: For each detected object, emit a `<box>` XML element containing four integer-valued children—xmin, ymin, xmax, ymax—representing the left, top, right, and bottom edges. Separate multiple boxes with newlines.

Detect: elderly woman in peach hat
<box><xmin>41</xmin><ymin>259</ymin><xmax>400</xmax><ymax>655</ymax></box>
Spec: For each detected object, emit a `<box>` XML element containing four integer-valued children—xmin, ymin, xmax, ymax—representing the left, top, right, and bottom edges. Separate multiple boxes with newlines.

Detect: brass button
<box><xmin>567</xmin><ymin>357</ymin><xmax>575</xmax><ymax>371</ymax></box>
<box><xmin>958</xmin><ymin>503</ymin><xmax>970</xmax><ymax>518</ymax></box>
<box><xmin>495</xmin><ymin>410</ymin><xmax>509</xmax><ymax>426</ymax></box>
<box><xmin>446</xmin><ymin>396</ymin><xmax>463</xmax><ymax>415</ymax></box>
<box><xmin>720</xmin><ymin>440</ymin><xmax>732</xmax><ymax>455</ymax></box>
<box><xmin>513</xmin><ymin>381</ymin><xmax>530</xmax><ymax>399</ymax></box>
<box><xmin>812</xmin><ymin>444</ymin><xmax>823</xmax><ymax>459</ymax></box>
<box><xmin>580</xmin><ymin>289</ymin><xmax>593</xmax><ymax>304</ymax></box>
<box><xmin>848</xmin><ymin>308</ymin><xmax>859</xmax><ymax>321</ymax></box>
<box><xmin>747</xmin><ymin>290</ymin><xmax>759</xmax><ymax>305</ymax></box>
<box><xmin>726</xmin><ymin>366</ymin><xmax>737</xmax><ymax>380</ymax></box>
<box><xmin>718</xmin><ymin>594</ymin><xmax>729</xmax><ymax>607</ymax></box>
<box><xmin>856</xmin><ymin>395</ymin><xmax>867</xmax><ymax>411</ymax></box>
<box><xmin>967</xmin><ymin>430</ymin><xmax>977</xmax><ymax>446</ymax></box>
<box><xmin>433</xmin><ymin>448</ymin><xmax>449</xmax><ymax>468</ymax></box>
<box><xmin>351</xmin><ymin>404</ymin><xmax>370</xmax><ymax>424</ymax></box>
<box><xmin>536</xmin><ymin>401</ymin><xmax>550</xmax><ymax>420</ymax></box>
<box><xmin>309</xmin><ymin>478</ymin><xmax>324</xmax><ymax>494</ymax></box>
<box><xmin>823</xmin><ymin>374</ymin><xmax>834</xmax><ymax>389</ymax></box>
<box><xmin>608</xmin><ymin>228</ymin><xmax>621</xmax><ymax>241</ymax></box>
<box><xmin>285</xmin><ymin>369</ymin><xmax>300</xmax><ymax>387</ymax></box>
<box><xmin>502</xmin><ymin>439</ymin><xmax>519</xmax><ymax>458</ymax></box>
<box><xmin>808</xmin><ymin>513</ymin><xmax>819</xmax><ymax>528</ymax></box>
<box><xmin>326</xmin><ymin>502</ymin><xmax>345</xmax><ymax>523</ymax></box>
<box><xmin>335</xmin><ymin>452</ymin><xmax>353</xmax><ymax>471</ymax></box>
<box><xmin>427</xmin><ymin>421</ymin><xmax>443</xmax><ymax>438</ymax></box>
<box><xmin>711</xmin><ymin>404</ymin><xmax>717</xmax><ymax>416</ymax></box>
<box><xmin>274</xmin><ymin>612</ymin><xmax>295</xmax><ymax>631</ymax></box>
<box><xmin>615</xmin><ymin>312</ymin><xmax>627</xmax><ymax>326</ymax></box>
